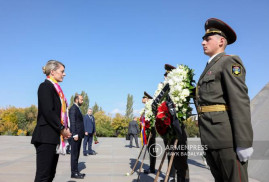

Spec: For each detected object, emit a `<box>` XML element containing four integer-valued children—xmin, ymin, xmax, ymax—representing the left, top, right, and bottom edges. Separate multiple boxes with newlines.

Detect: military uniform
<box><xmin>196</xmin><ymin>18</ymin><xmax>253</xmax><ymax>182</ymax></box>
<box><xmin>143</xmin><ymin>92</ymin><xmax>157</xmax><ymax>174</ymax></box>
<box><xmin>147</xmin><ymin>127</ymin><xmax>157</xmax><ymax>172</ymax></box>
<box><xmin>163</xmin><ymin>131</ymin><xmax>189</xmax><ymax>182</ymax></box>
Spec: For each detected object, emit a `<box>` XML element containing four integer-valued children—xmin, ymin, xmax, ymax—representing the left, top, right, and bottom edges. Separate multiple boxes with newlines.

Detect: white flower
<box><xmin>144</xmin><ymin>99</ymin><xmax>155</xmax><ymax>122</ymax></box>
<box><xmin>168</xmin><ymin>79</ymin><xmax>174</xmax><ymax>87</ymax></box>
<box><xmin>174</xmin><ymin>97</ymin><xmax>180</xmax><ymax>102</ymax></box>
<box><xmin>152</xmin><ymin>64</ymin><xmax>194</xmax><ymax>125</ymax></box>
<box><xmin>174</xmin><ymin>85</ymin><xmax>183</xmax><ymax>92</ymax></box>
<box><xmin>182</xmin><ymin>89</ymin><xmax>190</xmax><ymax>97</ymax></box>
<box><xmin>164</xmin><ymin>64</ymin><xmax>193</xmax><ymax>111</ymax></box>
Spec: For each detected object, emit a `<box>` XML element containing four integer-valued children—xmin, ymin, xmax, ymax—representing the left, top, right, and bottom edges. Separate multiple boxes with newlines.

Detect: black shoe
<box><xmin>177</xmin><ymin>177</ymin><xmax>186</xmax><ymax>182</ymax></box>
<box><xmin>88</xmin><ymin>152</ymin><xmax>96</xmax><ymax>155</ymax></box>
<box><xmin>71</xmin><ymin>172</ymin><xmax>84</xmax><ymax>179</ymax></box>
<box><xmin>160</xmin><ymin>178</ymin><xmax>176</xmax><ymax>182</ymax></box>
<box><xmin>83</xmin><ymin>153</ymin><xmax>88</xmax><ymax>156</ymax></box>
<box><xmin>78</xmin><ymin>172</ymin><xmax>86</xmax><ymax>177</ymax></box>
<box><xmin>143</xmin><ymin>168</ymin><xmax>156</xmax><ymax>174</ymax></box>
<box><xmin>66</xmin><ymin>150</ymin><xmax>71</xmax><ymax>154</ymax></box>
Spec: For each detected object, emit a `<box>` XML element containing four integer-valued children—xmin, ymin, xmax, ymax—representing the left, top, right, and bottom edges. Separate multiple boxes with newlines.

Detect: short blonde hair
<box><xmin>42</xmin><ymin>60</ymin><xmax>65</xmax><ymax>76</ymax></box>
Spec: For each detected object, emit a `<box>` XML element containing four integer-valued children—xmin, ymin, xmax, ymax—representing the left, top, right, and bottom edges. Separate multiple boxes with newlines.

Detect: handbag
<box><xmin>126</xmin><ymin>133</ymin><xmax>130</xmax><ymax>140</ymax></box>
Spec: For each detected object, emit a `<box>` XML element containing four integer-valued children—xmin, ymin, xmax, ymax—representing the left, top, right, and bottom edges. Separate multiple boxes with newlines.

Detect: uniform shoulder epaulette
<box><xmin>224</xmin><ymin>54</ymin><xmax>237</xmax><ymax>57</ymax></box>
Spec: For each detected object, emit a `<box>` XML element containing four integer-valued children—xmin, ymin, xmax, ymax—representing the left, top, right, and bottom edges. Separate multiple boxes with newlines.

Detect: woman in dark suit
<box><xmin>31</xmin><ymin>60</ymin><xmax>71</xmax><ymax>182</ymax></box>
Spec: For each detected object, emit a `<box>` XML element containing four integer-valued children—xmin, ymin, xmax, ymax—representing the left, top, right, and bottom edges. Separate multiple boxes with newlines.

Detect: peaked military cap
<box><xmin>143</xmin><ymin>91</ymin><xmax>153</xmax><ymax>99</ymax></box>
<box><xmin>203</xmin><ymin>18</ymin><xmax>237</xmax><ymax>45</ymax></box>
<box><xmin>164</xmin><ymin>64</ymin><xmax>176</xmax><ymax>76</ymax></box>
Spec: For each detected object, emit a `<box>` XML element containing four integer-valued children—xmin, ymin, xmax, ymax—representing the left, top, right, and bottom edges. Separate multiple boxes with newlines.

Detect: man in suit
<box><xmin>196</xmin><ymin>18</ymin><xmax>253</xmax><ymax>181</ymax></box>
<box><xmin>69</xmin><ymin>94</ymin><xmax>85</xmax><ymax>179</ymax></box>
<box><xmin>83</xmin><ymin>108</ymin><xmax>96</xmax><ymax>156</ymax></box>
<box><xmin>128</xmin><ymin>117</ymin><xmax>140</xmax><ymax>148</ymax></box>
<box><xmin>142</xmin><ymin>92</ymin><xmax>157</xmax><ymax>174</ymax></box>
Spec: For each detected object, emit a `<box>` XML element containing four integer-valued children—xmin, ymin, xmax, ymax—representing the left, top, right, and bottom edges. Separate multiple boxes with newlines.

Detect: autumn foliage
<box><xmin>0</xmin><ymin>105</ymin><xmax>37</xmax><ymax>136</ymax></box>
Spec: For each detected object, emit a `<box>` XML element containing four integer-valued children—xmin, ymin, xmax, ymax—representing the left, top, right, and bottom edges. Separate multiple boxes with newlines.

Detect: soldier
<box><xmin>196</xmin><ymin>18</ymin><xmax>254</xmax><ymax>181</ymax></box>
<box><xmin>142</xmin><ymin>92</ymin><xmax>157</xmax><ymax>174</ymax></box>
<box><xmin>161</xmin><ymin>64</ymin><xmax>189</xmax><ymax>182</ymax></box>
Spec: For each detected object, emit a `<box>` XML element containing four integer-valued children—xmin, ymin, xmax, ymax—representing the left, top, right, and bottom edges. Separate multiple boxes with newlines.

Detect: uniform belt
<box><xmin>197</xmin><ymin>105</ymin><xmax>228</xmax><ymax>113</ymax></box>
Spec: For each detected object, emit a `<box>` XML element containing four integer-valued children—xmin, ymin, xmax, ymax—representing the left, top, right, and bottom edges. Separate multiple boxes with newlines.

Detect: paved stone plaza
<box><xmin>0</xmin><ymin>136</ymin><xmax>260</xmax><ymax>182</ymax></box>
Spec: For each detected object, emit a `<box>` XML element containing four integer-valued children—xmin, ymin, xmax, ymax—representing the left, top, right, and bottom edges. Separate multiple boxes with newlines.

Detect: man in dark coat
<box><xmin>128</xmin><ymin>117</ymin><xmax>140</xmax><ymax>148</ymax></box>
<box><xmin>69</xmin><ymin>94</ymin><xmax>85</xmax><ymax>179</ymax></box>
<box><xmin>83</xmin><ymin>108</ymin><xmax>96</xmax><ymax>156</ymax></box>
<box><xmin>196</xmin><ymin>18</ymin><xmax>254</xmax><ymax>181</ymax></box>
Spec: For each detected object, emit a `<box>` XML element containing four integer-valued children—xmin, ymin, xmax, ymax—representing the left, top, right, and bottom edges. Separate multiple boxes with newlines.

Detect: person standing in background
<box><xmin>69</xmin><ymin>94</ymin><xmax>85</xmax><ymax>179</ymax></box>
<box><xmin>128</xmin><ymin>117</ymin><xmax>140</xmax><ymax>148</ymax></box>
<box><xmin>31</xmin><ymin>60</ymin><xmax>71</xmax><ymax>182</ymax></box>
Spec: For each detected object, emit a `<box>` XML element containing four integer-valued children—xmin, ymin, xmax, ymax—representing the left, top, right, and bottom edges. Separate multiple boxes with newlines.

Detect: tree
<box><xmin>111</xmin><ymin>113</ymin><xmax>128</xmax><ymax>137</ymax></box>
<box><xmin>94</xmin><ymin>111</ymin><xmax>114</xmax><ymax>137</ymax></box>
<box><xmin>24</xmin><ymin>105</ymin><xmax>37</xmax><ymax>122</ymax></box>
<box><xmin>0</xmin><ymin>105</ymin><xmax>38</xmax><ymax>136</ymax></box>
<box><xmin>24</xmin><ymin>105</ymin><xmax>38</xmax><ymax>135</ymax></box>
<box><xmin>0</xmin><ymin>107</ymin><xmax>19</xmax><ymax>135</ymax></box>
<box><xmin>80</xmin><ymin>91</ymin><xmax>89</xmax><ymax>115</ymax></box>
<box><xmin>92</xmin><ymin>102</ymin><xmax>101</xmax><ymax>115</ymax></box>
<box><xmin>69</xmin><ymin>91</ymin><xmax>89</xmax><ymax>115</ymax></box>
<box><xmin>69</xmin><ymin>95</ymin><xmax>74</xmax><ymax>108</ymax></box>
<box><xmin>17</xmin><ymin>111</ymin><xmax>27</xmax><ymax>130</ymax></box>
<box><xmin>125</xmin><ymin>94</ymin><xmax>134</xmax><ymax>122</ymax></box>
<box><xmin>183</xmin><ymin>117</ymin><xmax>200</xmax><ymax>137</ymax></box>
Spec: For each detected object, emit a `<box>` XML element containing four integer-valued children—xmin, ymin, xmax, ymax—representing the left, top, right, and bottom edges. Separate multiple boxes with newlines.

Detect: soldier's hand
<box><xmin>236</xmin><ymin>147</ymin><xmax>254</xmax><ymax>162</ymax></box>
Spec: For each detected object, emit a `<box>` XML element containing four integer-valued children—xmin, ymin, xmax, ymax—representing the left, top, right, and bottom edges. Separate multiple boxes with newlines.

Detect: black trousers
<box><xmin>34</xmin><ymin>143</ymin><xmax>59</xmax><ymax>182</ymax></box>
<box><xmin>205</xmin><ymin>148</ymin><xmax>248</xmax><ymax>182</ymax></box>
<box><xmin>129</xmin><ymin>134</ymin><xmax>139</xmax><ymax>147</ymax></box>
<box><xmin>164</xmin><ymin>138</ymin><xmax>189</xmax><ymax>180</ymax></box>
<box><xmin>71</xmin><ymin>138</ymin><xmax>82</xmax><ymax>173</ymax></box>
<box><xmin>147</xmin><ymin>129</ymin><xmax>156</xmax><ymax>170</ymax></box>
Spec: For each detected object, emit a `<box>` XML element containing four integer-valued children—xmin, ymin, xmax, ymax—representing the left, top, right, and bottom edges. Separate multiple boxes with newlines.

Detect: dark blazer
<box><xmin>197</xmin><ymin>52</ymin><xmax>253</xmax><ymax>149</ymax></box>
<box><xmin>31</xmin><ymin>80</ymin><xmax>62</xmax><ymax>145</ymax></box>
<box><xmin>128</xmin><ymin>120</ymin><xmax>139</xmax><ymax>135</ymax></box>
<box><xmin>69</xmin><ymin>104</ymin><xmax>85</xmax><ymax>139</ymax></box>
<box><xmin>83</xmin><ymin>115</ymin><xmax>96</xmax><ymax>134</ymax></box>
